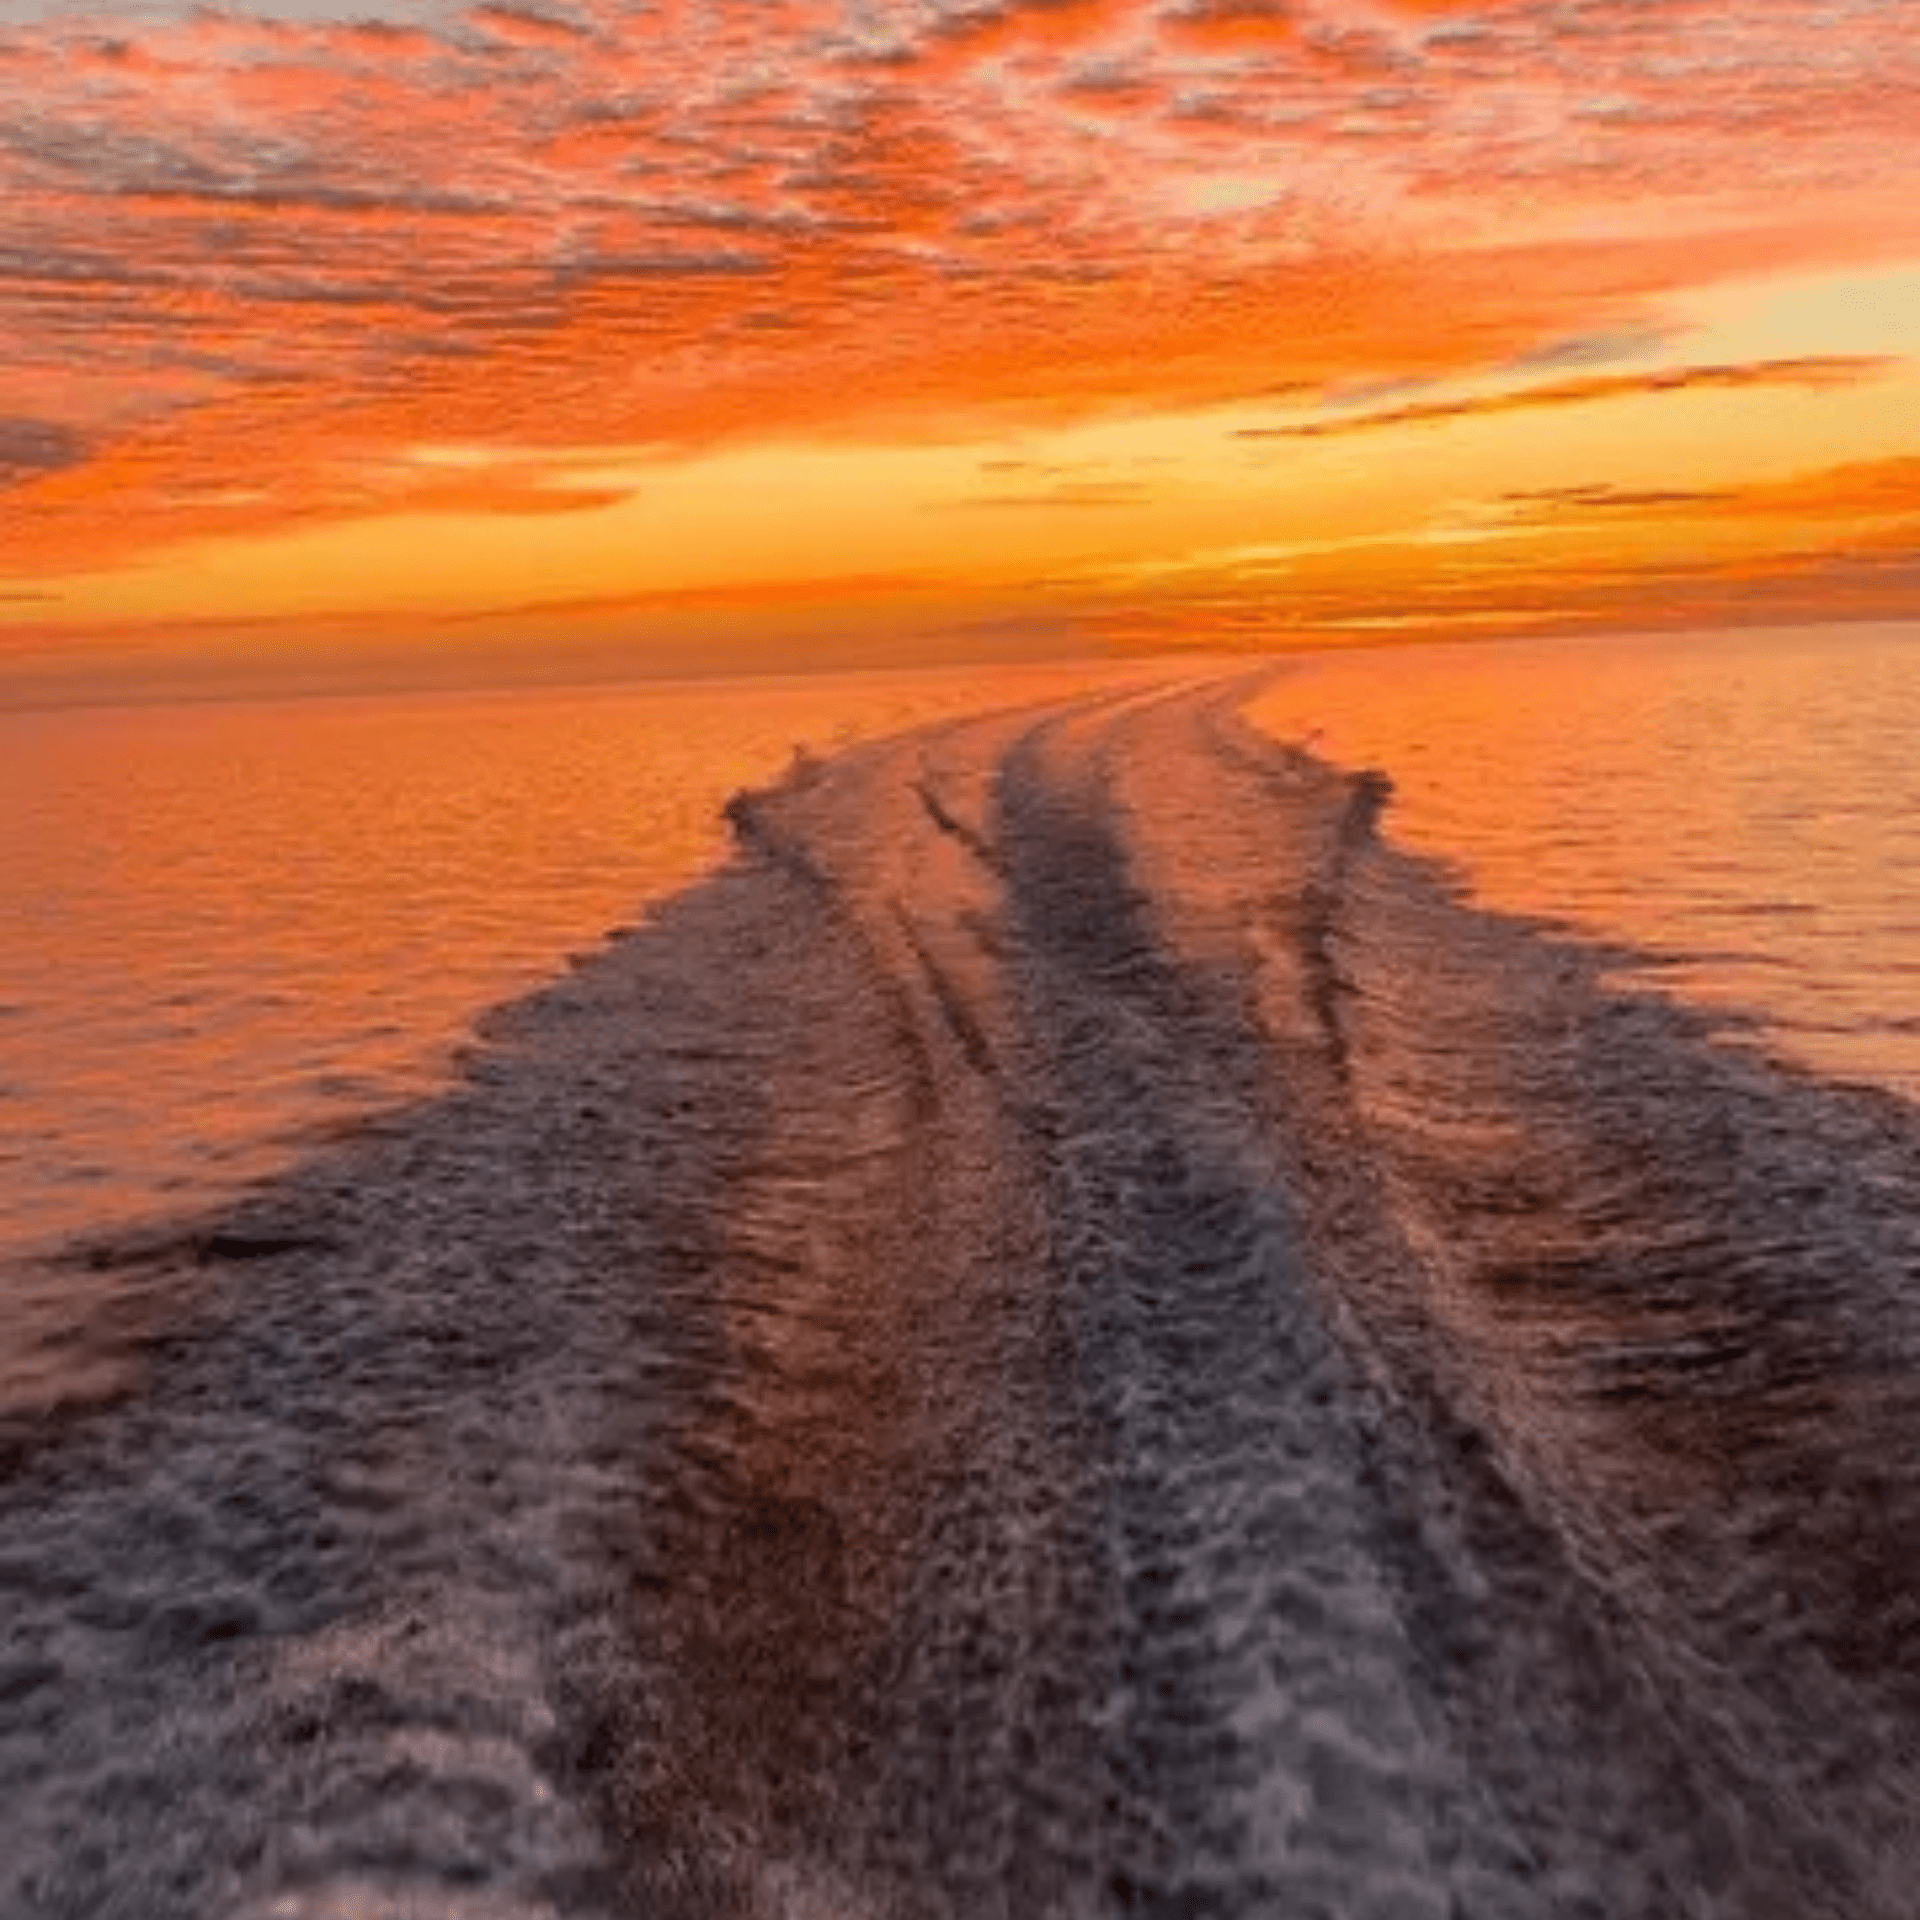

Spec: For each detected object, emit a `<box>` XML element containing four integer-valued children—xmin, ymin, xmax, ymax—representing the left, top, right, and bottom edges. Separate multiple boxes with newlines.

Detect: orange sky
<box><xmin>1</xmin><ymin>0</ymin><xmax>1916</xmax><ymax>701</ymax></box>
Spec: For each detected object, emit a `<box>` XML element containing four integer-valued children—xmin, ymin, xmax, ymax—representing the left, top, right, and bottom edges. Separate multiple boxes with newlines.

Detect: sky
<box><xmin>1</xmin><ymin>0</ymin><xmax>1916</xmax><ymax>700</ymax></box>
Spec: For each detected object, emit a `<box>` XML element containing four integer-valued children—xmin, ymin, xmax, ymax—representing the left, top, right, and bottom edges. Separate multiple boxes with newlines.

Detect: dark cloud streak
<box><xmin>1236</xmin><ymin>357</ymin><xmax>1900</xmax><ymax>440</ymax></box>
<box><xmin>0</xmin><ymin>419</ymin><xmax>90</xmax><ymax>489</ymax></box>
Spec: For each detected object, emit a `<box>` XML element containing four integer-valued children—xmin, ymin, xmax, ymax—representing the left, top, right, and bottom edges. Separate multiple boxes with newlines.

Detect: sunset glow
<box><xmin>2</xmin><ymin>0</ymin><xmax>1916</xmax><ymax>699</ymax></box>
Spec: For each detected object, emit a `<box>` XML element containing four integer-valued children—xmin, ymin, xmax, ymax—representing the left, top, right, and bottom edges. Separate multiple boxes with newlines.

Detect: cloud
<box><xmin>932</xmin><ymin>478</ymin><xmax>1155</xmax><ymax>508</ymax></box>
<box><xmin>106</xmin><ymin>183</ymin><xmax>510</xmax><ymax>219</ymax></box>
<box><xmin>0</xmin><ymin>0</ymin><xmax>1916</xmax><ymax>581</ymax></box>
<box><xmin>921</xmin><ymin>0</ymin><xmax>1138</xmax><ymax>61</ymax></box>
<box><xmin>0</xmin><ymin>419</ymin><xmax>90</xmax><ymax>488</ymax></box>
<box><xmin>1500</xmin><ymin>456</ymin><xmax>1920</xmax><ymax>523</ymax></box>
<box><xmin>1159</xmin><ymin>1</ymin><xmax>1298</xmax><ymax>51</ymax></box>
<box><xmin>1236</xmin><ymin>356</ymin><xmax>1900</xmax><ymax>440</ymax></box>
<box><xmin>1715</xmin><ymin>456</ymin><xmax>1920</xmax><ymax>521</ymax></box>
<box><xmin>555</xmin><ymin>249</ymin><xmax>779</xmax><ymax>283</ymax></box>
<box><xmin>468</xmin><ymin>3</ymin><xmax>595</xmax><ymax>45</ymax></box>
<box><xmin>1500</xmin><ymin>325</ymin><xmax>1677</xmax><ymax>374</ymax></box>
<box><xmin>1500</xmin><ymin>483</ymin><xmax>1741</xmax><ymax>513</ymax></box>
<box><xmin>424</xmin><ymin>569</ymin><xmax>931</xmax><ymax>626</ymax></box>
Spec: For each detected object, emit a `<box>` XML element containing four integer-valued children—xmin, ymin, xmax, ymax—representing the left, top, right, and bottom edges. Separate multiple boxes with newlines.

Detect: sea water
<box><xmin>0</xmin><ymin>661</ymin><xmax>1135</xmax><ymax>1265</ymax></box>
<box><xmin>1254</xmin><ymin>619</ymin><xmax>1920</xmax><ymax>1098</ymax></box>
<box><xmin>3</xmin><ymin>624</ymin><xmax>1913</xmax><ymax>1266</ymax></box>
<box><xmin>2</xmin><ymin>631</ymin><xmax>1918</xmax><ymax>1917</ymax></box>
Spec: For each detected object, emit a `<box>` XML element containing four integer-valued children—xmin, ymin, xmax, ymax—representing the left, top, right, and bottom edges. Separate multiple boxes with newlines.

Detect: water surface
<box><xmin>0</xmin><ymin>662</ymin><xmax>1141</xmax><ymax>1263</ymax></box>
<box><xmin>1251</xmin><ymin>620</ymin><xmax>1920</xmax><ymax>1098</ymax></box>
<box><xmin>5</xmin><ymin>677</ymin><xmax>1918</xmax><ymax>1919</ymax></box>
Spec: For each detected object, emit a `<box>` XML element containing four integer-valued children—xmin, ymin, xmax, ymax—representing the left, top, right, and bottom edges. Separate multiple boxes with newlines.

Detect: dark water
<box><xmin>2</xmin><ymin>679</ymin><xmax>1919</xmax><ymax>1917</ymax></box>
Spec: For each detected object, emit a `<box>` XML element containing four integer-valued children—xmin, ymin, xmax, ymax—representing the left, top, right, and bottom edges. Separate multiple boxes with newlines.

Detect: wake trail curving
<box><xmin>4</xmin><ymin>680</ymin><xmax>1920</xmax><ymax>1919</ymax></box>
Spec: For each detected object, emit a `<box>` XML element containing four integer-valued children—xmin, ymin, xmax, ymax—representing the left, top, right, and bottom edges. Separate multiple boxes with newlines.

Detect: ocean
<box><xmin>1249</xmin><ymin>621</ymin><xmax>1920</xmax><ymax>1100</ymax></box>
<box><xmin>1</xmin><ymin>622</ymin><xmax>1916</xmax><ymax>1917</ymax></box>
<box><xmin>0</xmin><ymin>659</ymin><xmax>1147</xmax><ymax>1267</ymax></box>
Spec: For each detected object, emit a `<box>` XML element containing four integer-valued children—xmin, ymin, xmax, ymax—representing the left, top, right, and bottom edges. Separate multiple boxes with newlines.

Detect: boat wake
<box><xmin>5</xmin><ymin>680</ymin><xmax>1920</xmax><ymax>1918</ymax></box>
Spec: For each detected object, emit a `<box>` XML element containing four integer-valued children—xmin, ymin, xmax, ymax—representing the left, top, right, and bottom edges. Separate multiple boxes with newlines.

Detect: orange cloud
<box><xmin>469</xmin><ymin>4</ymin><xmax>597</xmax><ymax>46</ymax></box>
<box><xmin>932</xmin><ymin>478</ymin><xmax>1156</xmax><ymax>509</ymax></box>
<box><xmin>0</xmin><ymin>0</ymin><xmax>1914</xmax><ymax>652</ymax></box>
<box><xmin>1505</xmin><ymin>456</ymin><xmax>1920</xmax><ymax>523</ymax></box>
<box><xmin>1236</xmin><ymin>357</ymin><xmax>1900</xmax><ymax>441</ymax></box>
<box><xmin>426</xmin><ymin>570</ymin><xmax>937</xmax><ymax>625</ymax></box>
<box><xmin>1159</xmin><ymin>1</ymin><xmax>1298</xmax><ymax>51</ymax></box>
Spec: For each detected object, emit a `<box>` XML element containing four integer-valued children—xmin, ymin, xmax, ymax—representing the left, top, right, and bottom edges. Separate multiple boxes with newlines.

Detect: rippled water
<box><xmin>1251</xmin><ymin>620</ymin><xmax>1920</xmax><ymax>1098</ymax></box>
<box><xmin>5</xmin><ymin>624</ymin><xmax>1914</xmax><ymax>1277</ymax></box>
<box><xmin>5</xmin><ymin>674</ymin><xmax>1918</xmax><ymax>1918</ymax></box>
<box><xmin>0</xmin><ymin>662</ymin><xmax>1140</xmax><ymax>1264</ymax></box>
<box><xmin>4</xmin><ymin>626</ymin><xmax>1914</xmax><ymax>1272</ymax></box>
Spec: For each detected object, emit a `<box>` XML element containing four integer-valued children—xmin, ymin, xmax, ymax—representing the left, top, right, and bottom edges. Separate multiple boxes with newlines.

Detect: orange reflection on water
<box><xmin>1250</xmin><ymin>621</ymin><xmax>1920</xmax><ymax>1098</ymax></box>
<box><xmin>0</xmin><ymin>659</ymin><xmax>1160</xmax><ymax>1268</ymax></box>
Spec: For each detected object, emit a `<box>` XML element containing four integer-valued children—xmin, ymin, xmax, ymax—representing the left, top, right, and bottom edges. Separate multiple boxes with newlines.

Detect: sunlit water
<box><xmin>1252</xmin><ymin>620</ymin><xmax>1920</xmax><ymax>1099</ymax></box>
<box><xmin>0</xmin><ymin>661</ymin><xmax>1142</xmax><ymax>1264</ymax></box>
<box><xmin>2</xmin><ymin>624</ymin><xmax>1914</xmax><ymax>1275</ymax></box>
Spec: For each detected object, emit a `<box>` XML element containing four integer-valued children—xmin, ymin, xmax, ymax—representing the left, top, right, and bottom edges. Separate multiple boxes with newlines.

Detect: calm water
<box><xmin>0</xmin><ymin>661</ymin><xmax>1139</xmax><ymax>1264</ymax></box>
<box><xmin>1253</xmin><ymin>620</ymin><xmax>1920</xmax><ymax>1099</ymax></box>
